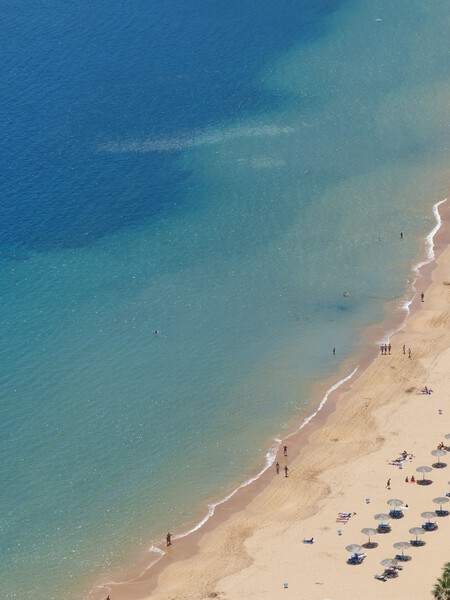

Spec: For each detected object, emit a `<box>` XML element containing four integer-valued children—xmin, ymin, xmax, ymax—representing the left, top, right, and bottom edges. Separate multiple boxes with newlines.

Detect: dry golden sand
<box><xmin>104</xmin><ymin>216</ymin><xmax>450</xmax><ymax>600</ymax></box>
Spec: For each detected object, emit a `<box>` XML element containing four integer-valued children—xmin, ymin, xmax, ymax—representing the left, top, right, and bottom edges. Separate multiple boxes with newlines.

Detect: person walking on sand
<box><xmin>283</xmin><ymin>445</ymin><xmax>288</xmax><ymax>457</ymax></box>
<box><xmin>166</xmin><ymin>532</ymin><xmax>172</xmax><ymax>547</ymax></box>
<box><xmin>421</xmin><ymin>292</ymin><xmax>425</xmax><ymax>302</ymax></box>
<box><xmin>380</xmin><ymin>344</ymin><xmax>384</xmax><ymax>355</ymax></box>
<box><xmin>388</xmin><ymin>343</ymin><xmax>391</xmax><ymax>355</ymax></box>
<box><xmin>386</xmin><ymin>478</ymin><xmax>391</xmax><ymax>490</ymax></box>
<box><xmin>403</xmin><ymin>344</ymin><xmax>406</xmax><ymax>355</ymax></box>
<box><xmin>408</xmin><ymin>347</ymin><xmax>412</xmax><ymax>358</ymax></box>
<box><xmin>276</xmin><ymin>461</ymin><xmax>280</xmax><ymax>474</ymax></box>
<box><xmin>284</xmin><ymin>465</ymin><xmax>289</xmax><ymax>477</ymax></box>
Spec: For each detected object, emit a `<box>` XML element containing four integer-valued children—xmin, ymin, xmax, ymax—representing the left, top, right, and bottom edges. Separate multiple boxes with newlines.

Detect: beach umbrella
<box><xmin>421</xmin><ymin>511</ymin><xmax>437</xmax><ymax>522</ymax></box>
<box><xmin>432</xmin><ymin>448</ymin><xmax>447</xmax><ymax>457</ymax></box>
<box><xmin>416</xmin><ymin>465</ymin><xmax>433</xmax><ymax>484</ymax></box>
<box><xmin>361</xmin><ymin>528</ymin><xmax>378</xmax><ymax>548</ymax></box>
<box><xmin>345</xmin><ymin>544</ymin><xmax>363</xmax><ymax>554</ymax></box>
<box><xmin>381</xmin><ymin>558</ymin><xmax>398</xmax><ymax>568</ymax></box>
<box><xmin>409</xmin><ymin>527</ymin><xmax>425</xmax><ymax>545</ymax></box>
<box><xmin>433</xmin><ymin>497</ymin><xmax>450</xmax><ymax>511</ymax></box>
<box><xmin>409</xmin><ymin>527</ymin><xmax>424</xmax><ymax>537</ymax></box>
<box><xmin>387</xmin><ymin>499</ymin><xmax>404</xmax><ymax>507</ymax></box>
<box><xmin>431</xmin><ymin>449</ymin><xmax>447</xmax><ymax>468</ymax></box>
<box><xmin>374</xmin><ymin>513</ymin><xmax>390</xmax><ymax>523</ymax></box>
<box><xmin>393</xmin><ymin>541</ymin><xmax>411</xmax><ymax>559</ymax></box>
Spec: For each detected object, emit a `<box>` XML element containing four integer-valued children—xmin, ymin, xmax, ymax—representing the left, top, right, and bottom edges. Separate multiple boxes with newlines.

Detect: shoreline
<box><xmin>91</xmin><ymin>198</ymin><xmax>450</xmax><ymax>600</ymax></box>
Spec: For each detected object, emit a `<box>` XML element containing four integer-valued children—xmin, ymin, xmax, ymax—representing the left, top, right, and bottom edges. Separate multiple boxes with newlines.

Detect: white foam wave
<box><xmin>99</xmin><ymin>124</ymin><xmax>295</xmax><ymax>154</ymax></box>
<box><xmin>91</xmin><ymin>366</ymin><xmax>360</xmax><ymax>596</ymax></box>
<box><xmin>148</xmin><ymin>544</ymin><xmax>165</xmax><ymax>556</ymax></box>
<box><xmin>413</xmin><ymin>198</ymin><xmax>446</xmax><ymax>273</ymax></box>
<box><xmin>90</xmin><ymin>545</ymin><xmax>167</xmax><ymax>596</ymax></box>
<box><xmin>378</xmin><ymin>197</ymin><xmax>447</xmax><ymax>344</ymax></box>
<box><xmin>288</xmin><ymin>367</ymin><xmax>359</xmax><ymax>436</ymax></box>
<box><xmin>174</xmin><ymin>366</ymin><xmax>359</xmax><ymax>540</ymax></box>
<box><xmin>174</xmin><ymin>438</ymin><xmax>280</xmax><ymax>540</ymax></box>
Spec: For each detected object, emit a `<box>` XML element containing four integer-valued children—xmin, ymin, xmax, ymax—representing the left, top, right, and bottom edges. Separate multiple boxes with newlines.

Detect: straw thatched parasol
<box><xmin>387</xmin><ymin>498</ymin><xmax>404</xmax><ymax>506</ymax></box>
<box><xmin>409</xmin><ymin>527</ymin><xmax>426</xmax><ymax>546</ymax></box>
<box><xmin>393</xmin><ymin>541</ymin><xmax>412</xmax><ymax>561</ymax></box>
<box><xmin>416</xmin><ymin>465</ymin><xmax>433</xmax><ymax>485</ymax></box>
<box><xmin>431</xmin><ymin>448</ymin><xmax>447</xmax><ymax>468</ymax></box>
<box><xmin>361</xmin><ymin>528</ymin><xmax>378</xmax><ymax>548</ymax></box>
<box><xmin>433</xmin><ymin>497</ymin><xmax>450</xmax><ymax>515</ymax></box>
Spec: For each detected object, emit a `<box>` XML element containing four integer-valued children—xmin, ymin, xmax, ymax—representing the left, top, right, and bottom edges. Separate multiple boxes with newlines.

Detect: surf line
<box><xmin>91</xmin><ymin>198</ymin><xmax>448</xmax><ymax>595</ymax></box>
<box><xmin>153</xmin><ymin>198</ymin><xmax>446</xmax><ymax>559</ymax></box>
<box><xmin>380</xmin><ymin>197</ymin><xmax>447</xmax><ymax>346</ymax></box>
<box><xmin>92</xmin><ymin>365</ymin><xmax>360</xmax><ymax>597</ymax></box>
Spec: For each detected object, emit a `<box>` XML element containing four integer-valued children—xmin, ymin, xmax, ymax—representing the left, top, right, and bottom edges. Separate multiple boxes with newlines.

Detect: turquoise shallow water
<box><xmin>2</xmin><ymin>1</ymin><xmax>450</xmax><ymax>598</ymax></box>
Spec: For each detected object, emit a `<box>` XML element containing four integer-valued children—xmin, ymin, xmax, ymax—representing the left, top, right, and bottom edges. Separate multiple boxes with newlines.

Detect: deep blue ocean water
<box><xmin>2</xmin><ymin>1</ymin><xmax>450</xmax><ymax>598</ymax></box>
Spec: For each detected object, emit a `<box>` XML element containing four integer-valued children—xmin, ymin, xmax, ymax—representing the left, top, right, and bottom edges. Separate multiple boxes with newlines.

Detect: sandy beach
<box><xmin>99</xmin><ymin>201</ymin><xmax>450</xmax><ymax>600</ymax></box>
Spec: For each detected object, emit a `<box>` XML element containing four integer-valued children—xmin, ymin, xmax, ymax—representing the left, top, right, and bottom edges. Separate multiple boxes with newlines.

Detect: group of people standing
<box><xmin>275</xmin><ymin>445</ymin><xmax>290</xmax><ymax>477</ymax></box>
<box><xmin>382</xmin><ymin>342</ymin><xmax>414</xmax><ymax>358</ymax></box>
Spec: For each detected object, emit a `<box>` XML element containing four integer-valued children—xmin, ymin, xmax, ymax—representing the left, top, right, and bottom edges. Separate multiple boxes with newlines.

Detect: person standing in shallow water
<box><xmin>421</xmin><ymin>292</ymin><xmax>425</xmax><ymax>302</ymax></box>
<box><xmin>166</xmin><ymin>532</ymin><xmax>172</xmax><ymax>547</ymax></box>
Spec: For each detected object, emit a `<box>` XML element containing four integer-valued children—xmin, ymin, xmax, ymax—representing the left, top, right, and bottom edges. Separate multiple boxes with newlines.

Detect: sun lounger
<box><xmin>377</xmin><ymin>523</ymin><xmax>391</xmax><ymax>533</ymax></box>
<box><xmin>422</xmin><ymin>522</ymin><xmax>438</xmax><ymax>531</ymax></box>
<box><xmin>389</xmin><ymin>509</ymin><xmax>404</xmax><ymax>519</ymax></box>
<box><xmin>336</xmin><ymin>511</ymin><xmax>355</xmax><ymax>523</ymax></box>
<box><xmin>389</xmin><ymin>453</ymin><xmax>413</xmax><ymax>467</ymax></box>
<box><xmin>347</xmin><ymin>553</ymin><xmax>366</xmax><ymax>565</ymax></box>
<box><xmin>383</xmin><ymin>568</ymin><xmax>399</xmax><ymax>579</ymax></box>
<box><xmin>395</xmin><ymin>554</ymin><xmax>411</xmax><ymax>562</ymax></box>
<box><xmin>374</xmin><ymin>573</ymin><xmax>387</xmax><ymax>582</ymax></box>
